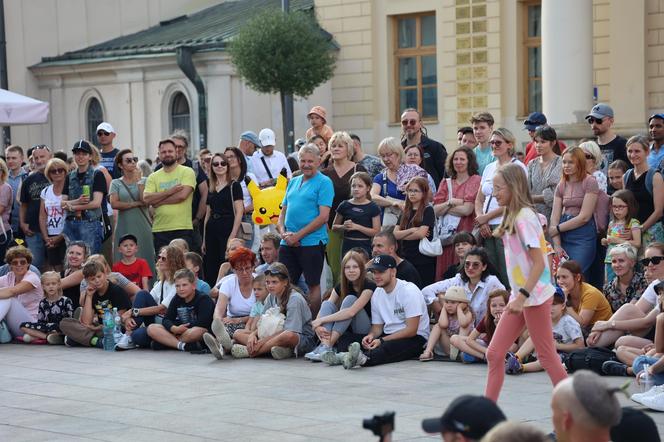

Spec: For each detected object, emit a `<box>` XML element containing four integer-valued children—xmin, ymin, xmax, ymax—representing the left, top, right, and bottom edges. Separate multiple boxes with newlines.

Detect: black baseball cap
<box><xmin>118</xmin><ymin>234</ymin><xmax>138</xmax><ymax>245</ymax></box>
<box><xmin>611</xmin><ymin>407</ymin><xmax>660</xmax><ymax>442</ymax></box>
<box><xmin>367</xmin><ymin>255</ymin><xmax>397</xmax><ymax>272</ymax></box>
<box><xmin>72</xmin><ymin>139</ymin><xmax>93</xmax><ymax>154</ymax></box>
<box><xmin>421</xmin><ymin>395</ymin><xmax>506</xmax><ymax>439</ymax></box>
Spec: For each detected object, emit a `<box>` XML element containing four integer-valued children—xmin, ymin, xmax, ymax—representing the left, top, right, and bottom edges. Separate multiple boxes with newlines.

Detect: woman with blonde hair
<box><xmin>38</xmin><ymin>158</ymin><xmax>68</xmax><ymax>272</ymax></box>
<box><xmin>579</xmin><ymin>140</ymin><xmax>607</xmax><ymax>192</ymax></box>
<box><xmin>0</xmin><ymin>158</ymin><xmax>14</xmax><ymax>260</ymax></box>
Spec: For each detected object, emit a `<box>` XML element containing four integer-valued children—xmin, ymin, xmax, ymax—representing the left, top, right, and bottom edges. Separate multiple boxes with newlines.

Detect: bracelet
<box><xmin>379</xmin><ymin>337</ymin><xmax>385</xmax><ymax>344</ymax></box>
<box><xmin>518</xmin><ymin>288</ymin><xmax>531</xmax><ymax>298</ymax></box>
<box><xmin>556</xmin><ymin>225</ymin><xmax>562</xmax><ymax>235</ymax></box>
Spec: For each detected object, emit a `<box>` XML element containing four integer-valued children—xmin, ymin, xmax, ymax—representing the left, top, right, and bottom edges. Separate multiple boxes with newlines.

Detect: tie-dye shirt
<box><xmin>502</xmin><ymin>207</ymin><xmax>555</xmax><ymax>306</ymax></box>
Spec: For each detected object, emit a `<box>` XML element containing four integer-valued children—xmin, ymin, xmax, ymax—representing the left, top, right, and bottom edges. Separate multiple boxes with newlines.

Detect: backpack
<box><xmin>564</xmin><ymin>347</ymin><xmax>617</xmax><ymax>375</ymax></box>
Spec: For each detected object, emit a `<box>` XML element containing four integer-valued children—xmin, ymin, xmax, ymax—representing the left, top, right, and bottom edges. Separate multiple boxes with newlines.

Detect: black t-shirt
<box><xmin>207</xmin><ymin>181</ymin><xmax>242</xmax><ymax>217</ymax></box>
<box><xmin>333</xmin><ymin>279</ymin><xmax>376</xmax><ymax>318</ymax></box>
<box><xmin>443</xmin><ymin>263</ymin><xmax>461</xmax><ymax>280</ymax></box>
<box><xmin>100</xmin><ymin>148</ymin><xmax>120</xmax><ymax>179</ymax></box>
<box><xmin>599</xmin><ymin>135</ymin><xmax>630</xmax><ymax>175</ymax></box>
<box><xmin>336</xmin><ymin>200</ymin><xmax>381</xmax><ymax>240</ymax></box>
<box><xmin>162</xmin><ymin>291</ymin><xmax>215</xmax><ymax>332</ymax></box>
<box><xmin>402</xmin><ymin>136</ymin><xmax>447</xmax><ymax>187</ymax></box>
<box><xmin>398</xmin><ymin>205</ymin><xmax>435</xmax><ymax>265</ymax></box>
<box><xmin>61</xmin><ymin>270</ymin><xmax>82</xmax><ymax>310</ymax></box>
<box><xmin>19</xmin><ymin>171</ymin><xmax>49</xmax><ymax>232</ymax></box>
<box><xmin>625</xmin><ymin>170</ymin><xmax>655</xmax><ymax>224</ymax></box>
<box><xmin>91</xmin><ymin>281</ymin><xmax>131</xmax><ymax>322</ymax></box>
<box><xmin>396</xmin><ymin>259</ymin><xmax>423</xmax><ymax>288</ymax></box>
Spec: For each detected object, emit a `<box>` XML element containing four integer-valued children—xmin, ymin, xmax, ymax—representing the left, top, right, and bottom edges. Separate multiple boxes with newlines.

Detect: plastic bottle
<box><xmin>102</xmin><ymin>308</ymin><xmax>115</xmax><ymax>351</ymax></box>
<box><xmin>642</xmin><ymin>364</ymin><xmax>654</xmax><ymax>393</ymax></box>
<box><xmin>112</xmin><ymin>307</ymin><xmax>123</xmax><ymax>345</ymax></box>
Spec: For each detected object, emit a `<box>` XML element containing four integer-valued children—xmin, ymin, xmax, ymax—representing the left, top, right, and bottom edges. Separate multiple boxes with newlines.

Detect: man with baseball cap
<box><xmin>96</xmin><ymin>122</ymin><xmax>121</xmax><ymax>178</ymax></box>
<box><xmin>251</xmin><ymin>128</ymin><xmax>292</xmax><ymax>188</ymax></box>
<box><xmin>421</xmin><ymin>394</ymin><xmax>506</xmax><ymax>441</ymax></box>
<box><xmin>648</xmin><ymin>113</ymin><xmax>664</xmax><ymax>170</ymax></box>
<box><xmin>239</xmin><ymin>131</ymin><xmax>261</xmax><ymax>175</ymax></box>
<box><xmin>333</xmin><ymin>254</ymin><xmax>430</xmax><ymax>369</ymax></box>
<box><xmin>305</xmin><ymin>105</ymin><xmax>334</xmax><ymax>145</ymax></box>
<box><xmin>585</xmin><ymin>103</ymin><xmax>630</xmax><ymax>175</ymax></box>
<box><xmin>522</xmin><ymin>112</ymin><xmax>568</xmax><ymax>165</ymax></box>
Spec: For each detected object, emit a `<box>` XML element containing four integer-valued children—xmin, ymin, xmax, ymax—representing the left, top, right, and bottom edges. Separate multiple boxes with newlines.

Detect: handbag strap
<box><xmin>119</xmin><ymin>179</ymin><xmax>152</xmax><ymax>225</ymax></box>
<box><xmin>446</xmin><ymin>178</ymin><xmax>453</xmax><ymax>203</ymax></box>
<box><xmin>260</xmin><ymin>156</ymin><xmax>274</xmax><ymax>180</ymax></box>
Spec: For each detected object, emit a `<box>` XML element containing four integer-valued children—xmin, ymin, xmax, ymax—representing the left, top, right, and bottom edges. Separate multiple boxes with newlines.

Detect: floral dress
<box><xmin>20</xmin><ymin>296</ymin><xmax>74</xmax><ymax>333</ymax></box>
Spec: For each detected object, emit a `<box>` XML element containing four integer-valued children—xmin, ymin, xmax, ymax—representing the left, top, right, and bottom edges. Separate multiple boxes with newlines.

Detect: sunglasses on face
<box><xmin>50</xmin><ymin>168</ymin><xmax>66</xmax><ymax>175</ymax></box>
<box><xmin>212</xmin><ymin>161</ymin><xmax>228</xmax><ymax>167</ymax></box>
<box><xmin>97</xmin><ymin>131</ymin><xmax>110</xmax><ymax>136</ymax></box>
<box><xmin>490</xmin><ymin>140</ymin><xmax>503</xmax><ymax>147</ymax></box>
<box><xmin>124</xmin><ymin>157</ymin><xmax>139</xmax><ymax>164</ymax></box>
<box><xmin>401</xmin><ymin>119</ymin><xmax>418</xmax><ymax>126</ymax></box>
<box><xmin>156</xmin><ymin>255</ymin><xmax>167</xmax><ymax>262</ymax></box>
<box><xmin>464</xmin><ymin>261</ymin><xmax>482</xmax><ymax>269</ymax></box>
<box><xmin>11</xmin><ymin>259</ymin><xmax>27</xmax><ymax>266</ymax></box>
<box><xmin>587</xmin><ymin>117</ymin><xmax>604</xmax><ymax>125</ymax></box>
<box><xmin>640</xmin><ymin>256</ymin><xmax>664</xmax><ymax>267</ymax></box>
<box><xmin>202</xmin><ymin>157</ymin><xmax>212</xmax><ymax>163</ymax></box>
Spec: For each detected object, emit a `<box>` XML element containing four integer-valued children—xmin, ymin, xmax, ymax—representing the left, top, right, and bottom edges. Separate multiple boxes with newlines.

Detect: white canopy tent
<box><xmin>0</xmin><ymin>88</ymin><xmax>48</xmax><ymax>124</ymax></box>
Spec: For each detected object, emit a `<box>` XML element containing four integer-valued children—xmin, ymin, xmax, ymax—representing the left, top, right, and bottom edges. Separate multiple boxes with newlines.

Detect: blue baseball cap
<box><xmin>240</xmin><ymin>131</ymin><xmax>261</xmax><ymax>148</ymax></box>
<box><xmin>648</xmin><ymin>113</ymin><xmax>664</xmax><ymax>123</ymax></box>
<box><xmin>523</xmin><ymin>112</ymin><xmax>547</xmax><ymax>131</ymax></box>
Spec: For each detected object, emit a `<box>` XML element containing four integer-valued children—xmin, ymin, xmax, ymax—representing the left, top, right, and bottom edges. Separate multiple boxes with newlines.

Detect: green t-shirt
<box><xmin>145</xmin><ymin>165</ymin><xmax>196</xmax><ymax>232</ymax></box>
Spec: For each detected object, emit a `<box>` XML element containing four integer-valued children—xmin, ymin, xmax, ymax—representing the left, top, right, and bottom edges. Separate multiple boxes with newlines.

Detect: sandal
<box><xmin>419</xmin><ymin>351</ymin><xmax>434</xmax><ymax>362</ymax></box>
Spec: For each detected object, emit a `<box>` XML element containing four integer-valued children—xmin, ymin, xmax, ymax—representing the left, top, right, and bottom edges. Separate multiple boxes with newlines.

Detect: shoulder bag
<box><xmin>419</xmin><ymin>205</ymin><xmax>443</xmax><ymax>257</ymax></box>
<box><xmin>381</xmin><ymin>171</ymin><xmax>401</xmax><ymax>226</ymax></box>
<box><xmin>436</xmin><ymin>178</ymin><xmax>462</xmax><ymax>246</ymax></box>
<box><xmin>230</xmin><ymin>182</ymin><xmax>253</xmax><ymax>243</ymax></box>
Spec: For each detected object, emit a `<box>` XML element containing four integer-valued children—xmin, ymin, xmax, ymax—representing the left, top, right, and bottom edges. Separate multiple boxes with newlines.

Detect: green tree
<box><xmin>229</xmin><ymin>8</ymin><xmax>336</xmax><ymax>151</ymax></box>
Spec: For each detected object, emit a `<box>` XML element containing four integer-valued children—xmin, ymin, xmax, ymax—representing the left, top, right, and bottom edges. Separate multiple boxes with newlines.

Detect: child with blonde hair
<box><xmin>420</xmin><ymin>286</ymin><xmax>473</xmax><ymax>361</ymax></box>
<box><xmin>19</xmin><ymin>272</ymin><xmax>73</xmax><ymax>345</ymax></box>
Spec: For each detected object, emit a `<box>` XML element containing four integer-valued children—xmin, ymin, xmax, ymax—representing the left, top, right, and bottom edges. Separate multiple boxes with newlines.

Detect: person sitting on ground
<box><xmin>146</xmin><ymin>268</ymin><xmax>214</xmax><ymax>351</ymax></box>
<box><xmin>550</xmin><ymin>370</ymin><xmax>622</xmax><ymax>442</ymax></box>
<box><xmin>58</xmin><ymin>240</ymin><xmax>89</xmax><ymax>311</ymax></box>
<box><xmin>556</xmin><ymin>260</ymin><xmax>612</xmax><ymax>335</ymax></box>
<box><xmin>450</xmin><ymin>289</ymin><xmax>509</xmax><ymax>363</ymax></box>
<box><xmin>602</xmin><ymin>244</ymin><xmax>648</xmax><ymax>313</ymax></box>
<box><xmin>504</xmin><ymin>287</ymin><xmax>583</xmax><ymax>375</ymax></box>
<box><xmin>331</xmin><ymin>254</ymin><xmax>430</xmax><ymax>369</ymax></box>
<box><xmin>234</xmin><ymin>262</ymin><xmax>315</xmax><ymax>360</ymax></box>
<box><xmin>18</xmin><ymin>271</ymin><xmax>73</xmax><ymax>345</ymax></box>
<box><xmin>422</xmin><ymin>247</ymin><xmax>505</xmax><ymax>328</ymax></box>
<box><xmin>419</xmin><ymin>286</ymin><xmax>473</xmax><ymax>361</ymax></box>
<box><xmin>421</xmin><ymin>395</ymin><xmax>506</xmax><ymax>441</ymax></box>
<box><xmin>441</xmin><ymin>232</ymin><xmax>477</xmax><ymax>280</ymax></box>
<box><xmin>0</xmin><ymin>246</ymin><xmax>43</xmax><ymax>339</ymax></box>
<box><xmin>79</xmin><ymin>254</ymin><xmax>141</xmax><ymax>304</ymax></box>
<box><xmin>225</xmin><ymin>274</ymin><xmax>269</xmax><ymax>358</ymax></box>
<box><xmin>371</xmin><ymin>228</ymin><xmax>422</xmax><ymax>288</ymax></box>
<box><xmin>59</xmin><ymin>260</ymin><xmax>131</xmax><ymax>347</ymax></box>
<box><xmin>209</xmin><ymin>238</ymin><xmax>246</xmax><ymax>298</ymax></box>
<box><xmin>184</xmin><ymin>252</ymin><xmax>210</xmax><ymax>296</ymax></box>
<box><xmin>205</xmin><ymin>247</ymin><xmax>257</xmax><ymax>359</ymax></box>
<box><xmin>111</xmin><ymin>234</ymin><xmax>152</xmax><ymax>291</ymax></box>
<box><xmin>255</xmin><ymin>233</ymin><xmax>308</xmax><ymax>294</ymax></box>
<box><xmin>305</xmin><ymin>250</ymin><xmax>375</xmax><ymax>362</ymax></box>
<box><xmin>601</xmin><ymin>190</ymin><xmax>641</xmax><ymax>283</ymax></box>
<box><xmin>116</xmin><ymin>245</ymin><xmax>185</xmax><ymax>350</ymax></box>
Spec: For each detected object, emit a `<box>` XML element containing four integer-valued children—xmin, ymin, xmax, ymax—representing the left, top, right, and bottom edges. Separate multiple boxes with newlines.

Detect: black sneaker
<box><xmin>150</xmin><ymin>341</ymin><xmax>167</xmax><ymax>351</ymax></box>
<box><xmin>184</xmin><ymin>341</ymin><xmax>202</xmax><ymax>353</ymax></box>
<box><xmin>601</xmin><ymin>360</ymin><xmax>628</xmax><ymax>376</ymax></box>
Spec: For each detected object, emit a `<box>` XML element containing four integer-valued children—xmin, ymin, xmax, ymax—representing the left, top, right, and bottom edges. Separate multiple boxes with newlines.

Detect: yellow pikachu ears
<box><xmin>247</xmin><ymin>179</ymin><xmax>260</xmax><ymax>199</ymax></box>
<box><xmin>275</xmin><ymin>174</ymin><xmax>288</xmax><ymax>191</ymax></box>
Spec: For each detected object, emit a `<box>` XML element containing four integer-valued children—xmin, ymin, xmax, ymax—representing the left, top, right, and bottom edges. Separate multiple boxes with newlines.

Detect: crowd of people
<box><xmin>2</xmin><ymin>103</ymin><xmax>664</xmax><ymax>419</ymax></box>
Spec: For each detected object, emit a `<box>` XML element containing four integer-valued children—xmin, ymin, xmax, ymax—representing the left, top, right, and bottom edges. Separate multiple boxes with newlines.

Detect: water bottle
<box><xmin>112</xmin><ymin>308</ymin><xmax>123</xmax><ymax>345</ymax></box>
<box><xmin>642</xmin><ymin>364</ymin><xmax>654</xmax><ymax>393</ymax></box>
<box><xmin>102</xmin><ymin>308</ymin><xmax>115</xmax><ymax>351</ymax></box>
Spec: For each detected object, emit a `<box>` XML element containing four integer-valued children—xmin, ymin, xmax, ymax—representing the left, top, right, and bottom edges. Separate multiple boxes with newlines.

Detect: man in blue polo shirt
<box><xmin>277</xmin><ymin>143</ymin><xmax>333</xmax><ymax>316</ymax></box>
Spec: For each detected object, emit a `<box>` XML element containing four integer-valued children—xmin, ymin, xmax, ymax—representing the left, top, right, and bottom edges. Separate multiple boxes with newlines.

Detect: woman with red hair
<box><xmin>205</xmin><ymin>247</ymin><xmax>257</xmax><ymax>358</ymax></box>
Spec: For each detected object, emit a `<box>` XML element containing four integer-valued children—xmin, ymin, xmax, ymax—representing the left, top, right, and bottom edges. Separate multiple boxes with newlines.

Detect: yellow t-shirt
<box><xmin>577</xmin><ymin>282</ymin><xmax>612</xmax><ymax>326</ymax></box>
<box><xmin>145</xmin><ymin>165</ymin><xmax>196</xmax><ymax>232</ymax></box>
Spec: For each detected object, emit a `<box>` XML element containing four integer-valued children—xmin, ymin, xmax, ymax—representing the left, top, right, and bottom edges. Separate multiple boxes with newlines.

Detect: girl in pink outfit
<box><xmin>484</xmin><ymin>163</ymin><xmax>567</xmax><ymax>402</ymax></box>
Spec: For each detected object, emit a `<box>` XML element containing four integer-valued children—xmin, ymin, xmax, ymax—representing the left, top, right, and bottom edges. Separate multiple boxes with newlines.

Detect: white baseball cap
<box><xmin>259</xmin><ymin>128</ymin><xmax>276</xmax><ymax>147</ymax></box>
<box><xmin>96</xmin><ymin>122</ymin><xmax>115</xmax><ymax>134</ymax></box>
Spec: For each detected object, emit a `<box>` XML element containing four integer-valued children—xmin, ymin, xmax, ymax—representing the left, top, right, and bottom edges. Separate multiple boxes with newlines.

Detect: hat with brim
<box><xmin>586</xmin><ymin>103</ymin><xmax>614</xmax><ymax>120</ymax></box>
<box><xmin>443</xmin><ymin>286</ymin><xmax>469</xmax><ymax>303</ymax></box>
<box><xmin>523</xmin><ymin>112</ymin><xmax>547</xmax><ymax>131</ymax></box>
<box><xmin>367</xmin><ymin>254</ymin><xmax>396</xmax><ymax>272</ymax></box>
<box><xmin>307</xmin><ymin>105</ymin><xmax>327</xmax><ymax>123</ymax></box>
<box><xmin>72</xmin><ymin>140</ymin><xmax>92</xmax><ymax>154</ymax></box>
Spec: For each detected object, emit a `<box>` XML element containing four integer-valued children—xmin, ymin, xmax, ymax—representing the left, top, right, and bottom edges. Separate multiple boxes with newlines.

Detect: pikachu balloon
<box><xmin>248</xmin><ymin>175</ymin><xmax>288</xmax><ymax>225</ymax></box>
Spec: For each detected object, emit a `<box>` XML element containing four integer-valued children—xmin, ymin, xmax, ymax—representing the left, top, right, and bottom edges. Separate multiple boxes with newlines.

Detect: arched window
<box><xmin>170</xmin><ymin>92</ymin><xmax>190</xmax><ymax>134</ymax></box>
<box><xmin>87</xmin><ymin>98</ymin><xmax>104</xmax><ymax>146</ymax></box>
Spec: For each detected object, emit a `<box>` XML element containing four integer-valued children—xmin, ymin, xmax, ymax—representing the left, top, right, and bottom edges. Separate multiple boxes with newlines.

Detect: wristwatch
<box><xmin>132</xmin><ymin>308</ymin><xmax>140</xmax><ymax>318</ymax></box>
<box><xmin>518</xmin><ymin>288</ymin><xmax>531</xmax><ymax>298</ymax></box>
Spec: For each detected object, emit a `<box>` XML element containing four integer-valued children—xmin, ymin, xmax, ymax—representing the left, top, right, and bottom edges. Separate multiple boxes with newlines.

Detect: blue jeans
<box><xmin>633</xmin><ymin>356</ymin><xmax>664</xmax><ymax>386</ymax></box>
<box><xmin>63</xmin><ymin>219</ymin><xmax>102</xmax><ymax>255</ymax></box>
<box><xmin>560</xmin><ymin>214</ymin><xmax>596</xmax><ymax>281</ymax></box>
<box><xmin>130</xmin><ymin>290</ymin><xmax>159</xmax><ymax>348</ymax></box>
<box><xmin>25</xmin><ymin>232</ymin><xmax>45</xmax><ymax>270</ymax></box>
<box><xmin>319</xmin><ymin>295</ymin><xmax>371</xmax><ymax>336</ymax></box>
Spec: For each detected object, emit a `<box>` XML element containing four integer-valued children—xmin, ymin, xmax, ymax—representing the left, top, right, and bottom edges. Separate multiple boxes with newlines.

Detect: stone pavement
<box><xmin>0</xmin><ymin>345</ymin><xmax>662</xmax><ymax>441</ymax></box>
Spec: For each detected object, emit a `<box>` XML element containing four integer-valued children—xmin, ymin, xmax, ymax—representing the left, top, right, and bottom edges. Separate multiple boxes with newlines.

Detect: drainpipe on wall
<box><xmin>0</xmin><ymin>0</ymin><xmax>10</xmax><ymax>146</ymax></box>
<box><xmin>176</xmin><ymin>46</ymin><xmax>207</xmax><ymax>149</ymax></box>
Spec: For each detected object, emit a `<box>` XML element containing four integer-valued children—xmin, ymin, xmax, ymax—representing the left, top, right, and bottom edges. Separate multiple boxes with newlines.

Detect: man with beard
<box><xmin>585</xmin><ymin>103</ymin><xmax>630</xmax><ymax>176</ymax></box>
<box><xmin>400</xmin><ymin>108</ymin><xmax>447</xmax><ymax>187</ymax></box>
<box><xmin>143</xmin><ymin>139</ymin><xmax>196</xmax><ymax>254</ymax></box>
<box><xmin>648</xmin><ymin>113</ymin><xmax>664</xmax><ymax>170</ymax></box>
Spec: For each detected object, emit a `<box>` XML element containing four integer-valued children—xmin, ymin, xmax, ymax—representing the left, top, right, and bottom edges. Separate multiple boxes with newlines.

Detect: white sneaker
<box><xmin>631</xmin><ymin>384</ymin><xmax>664</xmax><ymax>405</ymax></box>
<box><xmin>343</xmin><ymin>342</ymin><xmax>367</xmax><ymax>369</ymax></box>
<box><xmin>211</xmin><ymin>318</ymin><xmax>232</xmax><ymax>352</ymax></box>
<box><xmin>203</xmin><ymin>333</ymin><xmax>224</xmax><ymax>360</ymax></box>
<box><xmin>231</xmin><ymin>344</ymin><xmax>249</xmax><ymax>359</ymax></box>
<box><xmin>305</xmin><ymin>344</ymin><xmax>331</xmax><ymax>362</ymax></box>
<box><xmin>271</xmin><ymin>346</ymin><xmax>293</xmax><ymax>360</ymax></box>
<box><xmin>641</xmin><ymin>390</ymin><xmax>664</xmax><ymax>411</ymax></box>
<box><xmin>115</xmin><ymin>334</ymin><xmax>137</xmax><ymax>351</ymax></box>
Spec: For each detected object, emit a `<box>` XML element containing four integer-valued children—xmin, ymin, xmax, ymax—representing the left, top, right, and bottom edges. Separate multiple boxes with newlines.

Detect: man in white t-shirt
<box><xmin>250</xmin><ymin>128</ymin><xmax>292</xmax><ymax>188</ymax></box>
<box><xmin>342</xmin><ymin>254</ymin><xmax>429</xmax><ymax>369</ymax></box>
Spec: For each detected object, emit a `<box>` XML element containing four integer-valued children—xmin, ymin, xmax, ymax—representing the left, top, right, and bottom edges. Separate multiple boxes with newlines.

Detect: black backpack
<box><xmin>564</xmin><ymin>347</ymin><xmax>617</xmax><ymax>375</ymax></box>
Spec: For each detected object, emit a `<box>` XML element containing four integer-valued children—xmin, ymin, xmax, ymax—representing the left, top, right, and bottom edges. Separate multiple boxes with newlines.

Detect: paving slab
<box><xmin>0</xmin><ymin>344</ymin><xmax>662</xmax><ymax>440</ymax></box>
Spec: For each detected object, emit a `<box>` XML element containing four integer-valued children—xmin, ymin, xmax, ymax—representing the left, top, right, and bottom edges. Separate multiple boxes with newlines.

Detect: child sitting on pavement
<box><xmin>420</xmin><ymin>286</ymin><xmax>473</xmax><ymax>361</ymax></box>
<box><xmin>185</xmin><ymin>252</ymin><xmax>211</xmax><ymax>296</ymax></box>
<box><xmin>19</xmin><ymin>271</ymin><xmax>73</xmax><ymax>345</ymax></box>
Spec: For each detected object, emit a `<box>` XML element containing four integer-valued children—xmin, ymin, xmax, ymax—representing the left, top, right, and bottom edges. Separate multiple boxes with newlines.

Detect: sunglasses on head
<box><xmin>32</xmin><ymin>144</ymin><xmax>50</xmax><ymax>151</ymax></box>
<box><xmin>264</xmin><ymin>268</ymin><xmax>288</xmax><ymax>279</ymax></box>
<box><xmin>97</xmin><ymin>131</ymin><xmax>110</xmax><ymax>136</ymax></box>
<box><xmin>640</xmin><ymin>256</ymin><xmax>664</xmax><ymax>267</ymax></box>
<box><xmin>124</xmin><ymin>157</ymin><xmax>139</xmax><ymax>164</ymax></box>
<box><xmin>401</xmin><ymin>119</ymin><xmax>418</xmax><ymax>126</ymax></box>
<box><xmin>587</xmin><ymin>117</ymin><xmax>604</xmax><ymax>125</ymax></box>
